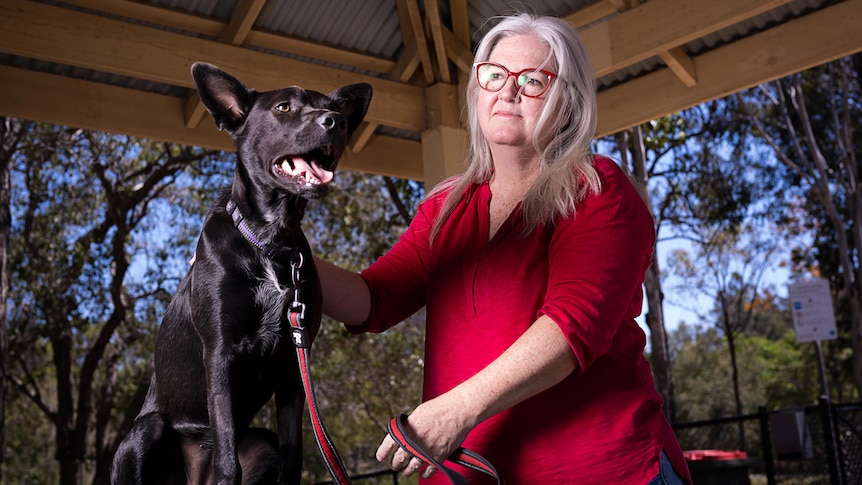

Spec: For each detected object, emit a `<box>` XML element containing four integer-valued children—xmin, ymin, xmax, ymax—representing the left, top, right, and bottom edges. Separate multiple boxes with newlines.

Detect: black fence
<box><xmin>673</xmin><ymin>399</ymin><xmax>862</xmax><ymax>485</ymax></box>
<box><xmin>314</xmin><ymin>468</ymin><xmax>399</xmax><ymax>485</ymax></box>
<box><xmin>314</xmin><ymin>400</ymin><xmax>862</xmax><ymax>485</ymax></box>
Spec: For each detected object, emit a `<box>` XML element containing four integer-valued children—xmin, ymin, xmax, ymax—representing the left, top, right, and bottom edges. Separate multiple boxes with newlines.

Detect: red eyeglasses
<box><xmin>474</xmin><ymin>62</ymin><xmax>557</xmax><ymax>98</ymax></box>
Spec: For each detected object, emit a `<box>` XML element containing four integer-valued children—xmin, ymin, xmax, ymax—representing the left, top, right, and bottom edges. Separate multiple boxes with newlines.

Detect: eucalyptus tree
<box><xmin>0</xmin><ymin>117</ymin><xmax>28</xmax><ymax>484</ymax></box>
<box><xmin>732</xmin><ymin>54</ymin><xmax>862</xmax><ymax>396</ymax></box>
<box><xmin>3</xmin><ymin>123</ymin><xmax>226</xmax><ymax>484</ymax></box>
<box><xmin>608</xmin><ymin>118</ymin><xmax>692</xmax><ymax>422</ymax></box>
<box><xmin>605</xmin><ymin>107</ymin><xmax>756</xmax><ymax>422</ymax></box>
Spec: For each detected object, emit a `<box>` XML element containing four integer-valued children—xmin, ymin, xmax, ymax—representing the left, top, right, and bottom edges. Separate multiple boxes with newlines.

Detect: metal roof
<box><xmin>1</xmin><ymin>0</ymin><xmax>859</xmax><ymax>182</ymax></box>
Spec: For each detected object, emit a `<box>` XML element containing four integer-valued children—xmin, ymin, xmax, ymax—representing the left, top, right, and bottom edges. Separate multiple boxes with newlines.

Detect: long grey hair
<box><xmin>427</xmin><ymin>13</ymin><xmax>601</xmax><ymax>242</ymax></box>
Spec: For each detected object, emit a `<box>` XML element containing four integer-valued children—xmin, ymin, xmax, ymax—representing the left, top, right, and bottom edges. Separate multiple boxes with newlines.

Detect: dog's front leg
<box><xmin>274</xmin><ymin>374</ymin><xmax>305</xmax><ymax>483</ymax></box>
<box><xmin>204</xmin><ymin>348</ymin><xmax>242</xmax><ymax>485</ymax></box>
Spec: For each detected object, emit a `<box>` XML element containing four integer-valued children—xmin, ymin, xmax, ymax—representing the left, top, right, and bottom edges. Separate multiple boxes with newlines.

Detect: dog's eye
<box><xmin>274</xmin><ymin>102</ymin><xmax>291</xmax><ymax>113</ymax></box>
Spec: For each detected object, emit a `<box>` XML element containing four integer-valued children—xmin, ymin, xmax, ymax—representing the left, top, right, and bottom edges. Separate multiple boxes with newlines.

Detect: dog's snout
<box><xmin>318</xmin><ymin>113</ymin><xmax>345</xmax><ymax>131</ymax></box>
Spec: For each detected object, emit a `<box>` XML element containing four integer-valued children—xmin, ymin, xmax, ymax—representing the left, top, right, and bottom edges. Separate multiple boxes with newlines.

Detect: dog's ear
<box><xmin>191</xmin><ymin>62</ymin><xmax>255</xmax><ymax>132</ymax></box>
<box><xmin>328</xmin><ymin>83</ymin><xmax>373</xmax><ymax>138</ymax></box>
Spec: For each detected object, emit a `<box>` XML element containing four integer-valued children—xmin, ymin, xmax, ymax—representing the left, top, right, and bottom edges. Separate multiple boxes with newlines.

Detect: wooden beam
<box><xmin>389</xmin><ymin>42</ymin><xmax>422</xmax><ymax>83</ymax></box>
<box><xmin>0</xmin><ymin>65</ymin><xmax>234</xmax><ymax>151</ymax></box>
<box><xmin>0</xmin><ymin>0</ymin><xmax>425</xmax><ymax>132</ymax></box>
<box><xmin>579</xmin><ymin>0</ymin><xmax>795</xmax><ymax>77</ymax></box>
<box><xmin>596</xmin><ymin>0</ymin><xmax>862</xmax><ymax>136</ymax></box>
<box><xmin>399</xmin><ymin>0</ymin><xmax>436</xmax><ymax>85</ymax></box>
<box><xmin>575</xmin><ymin>1</ymin><xmax>698</xmax><ymax>88</ymax></box>
<box><xmin>421</xmin><ymin>125</ymin><xmax>467</xmax><ymax>186</ymax></box>
<box><xmin>426</xmin><ymin>1</ymin><xmax>451</xmax><ymax>82</ymax></box>
<box><xmin>564</xmin><ymin>1</ymin><xmax>621</xmax><ymax>29</ymax></box>
<box><xmin>349</xmin><ymin>122</ymin><xmax>378</xmax><ymax>153</ymax></box>
<box><xmin>424</xmin><ymin>83</ymin><xmax>462</xmax><ymax>129</ymax></box>
<box><xmin>58</xmin><ymin>0</ymin><xmax>396</xmax><ymax>74</ymax></box>
<box><xmin>219</xmin><ymin>0</ymin><xmax>267</xmax><ymax>44</ymax></box>
<box><xmin>659</xmin><ymin>47</ymin><xmax>698</xmax><ymax>87</ymax></box>
<box><xmin>350</xmin><ymin>135</ymin><xmax>424</xmax><ymax>181</ymax></box>
<box><xmin>184</xmin><ymin>95</ymin><xmax>208</xmax><ymax>129</ymax></box>
<box><xmin>185</xmin><ymin>0</ymin><xmax>267</xmax><ymax>129</ymax></box>
<box><xmin>441</xmin><ymin>26</ymin><xmax>473</xmax><ymax>74</ymax></box>
<box><xmin>0</xmin><ymin>65</ymin><xmax>424</xmax><ymax>180</ymax></box>
<box><xmin>449</xmin><ymin>0</ymin><xmax>471</xmax><ymax>47</ymax></box>
<box><xmin>422</xmin><ymin>83</ymin><xmax>466</xmax><ymax>185</ymax></box>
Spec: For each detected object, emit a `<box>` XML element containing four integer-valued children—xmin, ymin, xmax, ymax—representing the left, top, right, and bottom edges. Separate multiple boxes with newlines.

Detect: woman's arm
<box><xmin>313</xmin><ymin>256</ymin><xmax>371</xmax><ymax>326</ymax></box>
<box><xmin>378</xmin><ymin>314</ymin><xmax>578</xmax><ymax>477</ymax></box>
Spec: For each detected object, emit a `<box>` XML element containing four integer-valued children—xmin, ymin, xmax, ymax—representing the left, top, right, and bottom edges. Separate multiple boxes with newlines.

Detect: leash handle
<box><xmin>387</xmin><ymin>414</ymin><xmax>505</xmax><ymax>485</ymax></box>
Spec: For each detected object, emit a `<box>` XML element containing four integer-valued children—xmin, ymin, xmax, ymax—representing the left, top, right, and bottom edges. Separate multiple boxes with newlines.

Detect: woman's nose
<box><xmin>497</xmin><ymin>75</ymin><xmax>521</xmax><ymax>101</ymax></box>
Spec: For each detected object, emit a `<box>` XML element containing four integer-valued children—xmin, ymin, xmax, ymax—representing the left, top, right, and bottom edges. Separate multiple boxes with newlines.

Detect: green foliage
<box><xmin>2</xmin><ymin>120</ymin><xmax>431</xmax><ymax>483</ymax></box>
<box><xmin>673</xmin><ymin>328</ymin><xmax>819</xmax><ymax>420</ymax></box>
<box><xmin>3</xmin><ymin>121</ymin><xmax>230</xmax><ymax>483</ymax></box>
<box><xmin>731</xmin><ymin>55</ymin><xmax>862</xmax><ymax>393</ymax></box>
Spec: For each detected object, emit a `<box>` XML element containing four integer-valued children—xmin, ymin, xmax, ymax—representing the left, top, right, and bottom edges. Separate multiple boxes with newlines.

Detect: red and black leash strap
<box><xmin>285</xmin><ymin>252</ymin><xmax>501</xmax><ymax>485</ymax></box>
<box><xmin>288</xmin><ymin>255</ymin><xmax>352</xmax><ymax>484</ymax></box>
<box><xmin>387</xmin><ymin>414</ymin><xmax>505</xmax><ymax>485</ymax></box>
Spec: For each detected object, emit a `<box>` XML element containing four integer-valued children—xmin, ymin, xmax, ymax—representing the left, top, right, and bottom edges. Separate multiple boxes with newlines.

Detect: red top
<box><xmin>352</xmin><ymin>156</ymin><xmax>691</xmax><ymax>484</ymax></box>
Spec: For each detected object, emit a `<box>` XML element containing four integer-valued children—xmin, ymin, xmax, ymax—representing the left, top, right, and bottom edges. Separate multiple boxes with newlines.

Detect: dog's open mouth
<box><xmin>273</xmin><ymin>154</ymin><xmax>334</xmax><ymax>187</ymax></box>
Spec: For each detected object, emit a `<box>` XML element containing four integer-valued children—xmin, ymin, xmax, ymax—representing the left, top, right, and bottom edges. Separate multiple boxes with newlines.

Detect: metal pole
<box><xmin>815</xmin><ymin>341</ymin><xmax>843</xmax><ymax>485</ymax></box>
<box><xmin>815</xmin><ymin>340</ymin><xmax>830</xmax><ymax>399</ymax></box>
<box><xmin>758</xmin><ymin>405</ymin><xmax>776</xmax><ymax>485</ymax></box>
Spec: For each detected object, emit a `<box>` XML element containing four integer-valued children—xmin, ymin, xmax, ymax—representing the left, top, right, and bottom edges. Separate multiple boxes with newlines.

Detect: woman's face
<box><xmin>477</xmin><ymin>34</ymin><xmax>552</xmax><ymax>155</ymax></box>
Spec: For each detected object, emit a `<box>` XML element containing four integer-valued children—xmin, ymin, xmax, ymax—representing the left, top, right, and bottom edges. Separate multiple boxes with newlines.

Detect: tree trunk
<box><xmin>616</xmin><ymin>127</ymin><xmax>675</xmax><ymax>421</ymax></box>
<box><xmin>726</xmin><ymin>326</ymin><xmax>746</xmax><ymax>450</ymax></box>
<box><xmin>0</xmin><ymin>118</ymin><xmax>15</xmax><ymax>484</ymax></box>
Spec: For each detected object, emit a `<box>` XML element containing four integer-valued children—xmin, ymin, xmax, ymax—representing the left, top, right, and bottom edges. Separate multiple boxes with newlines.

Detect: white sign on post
<box><xmin>788</xmin><ymin>278</ymin><xmax>838</xmax><ymax>343</ymax></box>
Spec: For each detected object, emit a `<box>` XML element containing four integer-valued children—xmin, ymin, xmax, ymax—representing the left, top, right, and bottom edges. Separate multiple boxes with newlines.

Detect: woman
<box><xmin>317</xmin><ymin>13</ymin><xmax>691</xmax><ymax>484</ymax></box>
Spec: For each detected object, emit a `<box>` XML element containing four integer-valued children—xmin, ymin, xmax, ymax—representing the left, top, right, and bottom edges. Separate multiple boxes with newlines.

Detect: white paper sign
<box><xmin>788</xmin><ymin>279</ymin><xmax>837</xmax><ymax>343</ymax></box>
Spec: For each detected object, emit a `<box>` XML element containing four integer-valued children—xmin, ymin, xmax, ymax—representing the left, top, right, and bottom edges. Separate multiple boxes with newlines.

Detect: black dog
<box><xmin>111</xmin><ymin>63</ymin><xmax>372</xmax><ymax>484</ymax></box>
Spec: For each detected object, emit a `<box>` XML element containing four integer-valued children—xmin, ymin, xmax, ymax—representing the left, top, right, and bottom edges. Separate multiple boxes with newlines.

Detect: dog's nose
<box><xmin>318</xmin><ymin>113</ymin><xmax>345</xmax><ymax>131</ymax></box>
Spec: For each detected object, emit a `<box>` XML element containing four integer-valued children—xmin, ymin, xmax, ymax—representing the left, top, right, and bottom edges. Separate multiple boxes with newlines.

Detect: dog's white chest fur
<box><xmin>251</xmin><ymin>260</ymin><xmax>292</xmax><ymax>352</ymax></box>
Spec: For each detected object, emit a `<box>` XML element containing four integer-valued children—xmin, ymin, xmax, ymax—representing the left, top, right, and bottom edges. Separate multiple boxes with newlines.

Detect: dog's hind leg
<box><xmin>237</xmin><ymin>428</ymin><xmax>279</xmax><ymax>484</ymax></box>
<box><xmin>111</xmin><ymin>412</ymin><xmax>185</xmax><ymax>485</ymax></box>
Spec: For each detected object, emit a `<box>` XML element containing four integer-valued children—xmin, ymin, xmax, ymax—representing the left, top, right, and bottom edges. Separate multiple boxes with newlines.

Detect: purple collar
<box><xmin>226</xmin><ymin>200</ymin><xmax>276</xmax><ymax>258</ymax></box>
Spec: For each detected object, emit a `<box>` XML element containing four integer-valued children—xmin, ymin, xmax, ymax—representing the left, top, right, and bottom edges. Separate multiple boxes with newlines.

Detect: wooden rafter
<box><xmin>596</xmin><ymin>0</ymin><xmax>862</xmax><ymax>135</ymax></box>
<box><xmin>57</xmin><ymin>0</ymin><xmax>395</xmax><ymax>74</ymax></box>
<box><xmin>564</xmin><ymin>1</ymin><xmax>621</xmax><ymax>28</ymax></box>
<box><xmin>1</xmin><ymin>0</ymin><xmax>860</xmax><ymax>182</ymax></box>
<box><xmin>399</xmin><ymin>0</ymin><xmax>436</xmax><ymax>85</ymax></box>
<box><xmin>659</xmin><ymin>47</ymin><xmax>698</xmax><ymax>87</ymax></box>
<box><xmin>425</xmin><ymin>1</ymin><xmax>451</xmax><ymax>82</ymax></box>
<box><xmin>449</xmin><ymin>0</ymin><xmax>471</xmax><ymax>47</ymax></box>
<box><xmin>0</xmin><ymin>0</ymin><xmax>425</xmax><ymax>131</ymax></box>
<box><xmin>581</xmin><ymin>0</ymin><xmax>794</xmax><ymax>78</ymax></box>
<box><xmin>185</xmin><ymin>0</ymin><xmax>267</xmax><ymax>129</ymax></box>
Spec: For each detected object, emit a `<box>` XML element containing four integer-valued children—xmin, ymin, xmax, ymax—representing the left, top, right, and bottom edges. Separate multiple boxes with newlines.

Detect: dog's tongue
<box><xmin>283</xmin><ymin>157</ymin><xmax>333</xmax><ymax>184</ymax></box>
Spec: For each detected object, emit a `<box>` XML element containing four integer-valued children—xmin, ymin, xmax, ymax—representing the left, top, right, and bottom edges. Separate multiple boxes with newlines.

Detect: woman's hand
<box><xmin>376</xmin><ymin>393</ymin><xmax>476</xmax><ymax>479</ymax></box>
<box><xmin>377</xmin><ymin>316</ymin><xmax>578</xmax><ymax>479</ymax></box>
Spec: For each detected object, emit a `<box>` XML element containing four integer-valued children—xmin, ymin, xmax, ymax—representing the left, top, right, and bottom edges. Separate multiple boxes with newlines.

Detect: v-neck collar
<box><xmin>479</xmin><ymin>182</ymin><xmax>521</xmax><ymax>247</ymax></box>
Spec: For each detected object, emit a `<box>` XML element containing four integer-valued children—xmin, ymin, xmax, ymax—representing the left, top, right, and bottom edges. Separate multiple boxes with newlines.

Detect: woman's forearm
<box><xmin>377</xmin><ymin>314</ymin><xmax>578</xmax><ymax>477</ymax></box>
<box><xmin>450</xmin><ymin>314</ymin><xmax>577</xmax><ymax>425</ymax></box>
<box><xmin>313</xmin><ymin>256</ymin><xmax>371</xmax><ymax>326</ymax></box>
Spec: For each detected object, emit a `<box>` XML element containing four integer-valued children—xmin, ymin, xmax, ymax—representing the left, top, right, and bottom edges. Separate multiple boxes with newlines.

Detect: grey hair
<box><xmin>428</xmin><ymin>13</ymin><xmax>600</xmax><ymax>242</ymax></box>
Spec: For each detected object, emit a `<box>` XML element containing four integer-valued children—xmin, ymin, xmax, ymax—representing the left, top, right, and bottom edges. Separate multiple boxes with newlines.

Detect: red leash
<box><xmin>387</xmin><ymin>414</ymin><xmax>505</xmax><ymax>484</ymax></box>
<box><xmin>287</xmin><ymin>255</ymin><xmax>503</xmax><ymax>484</ymax></box>
<box><xmin>287</xmin><ymin>255</ymin><xmax>353</xmax><ymax>484</ymax></box>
